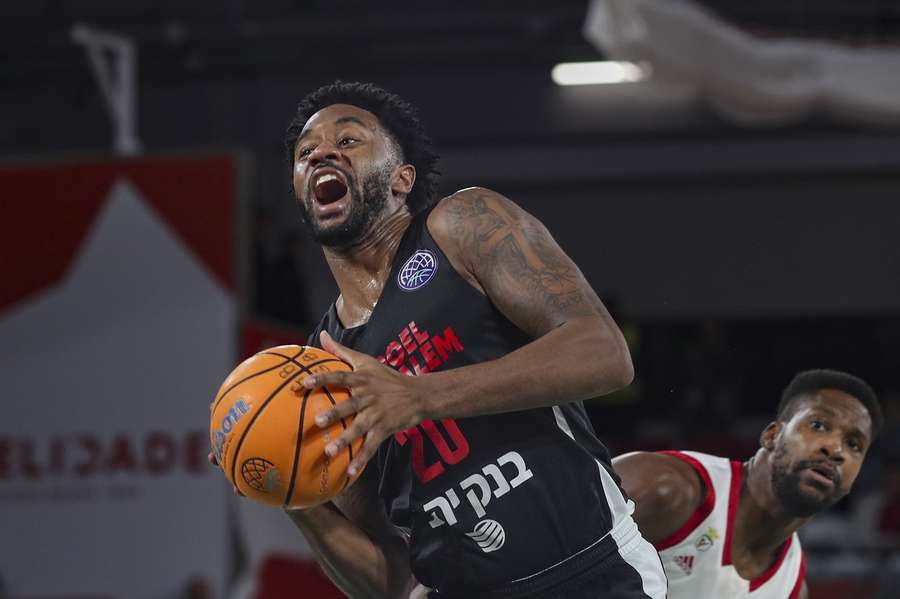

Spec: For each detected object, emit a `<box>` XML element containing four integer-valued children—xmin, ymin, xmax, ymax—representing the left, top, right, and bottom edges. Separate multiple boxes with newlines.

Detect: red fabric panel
<box><xmin>254</xmin><ymin>555</ymin><xmax>346</xmax><ymax>599</ymax></box>
<box><xmin>0</xmin><ymin>155</ymin><xmax>235</xmax><ymax>314</ymax></box>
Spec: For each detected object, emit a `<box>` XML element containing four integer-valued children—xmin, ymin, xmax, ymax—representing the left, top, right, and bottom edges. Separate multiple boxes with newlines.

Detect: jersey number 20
<box><xmin>395</xmin><ymin>419</ymin><xmax>470</xmax><ymax>484</ymax></box>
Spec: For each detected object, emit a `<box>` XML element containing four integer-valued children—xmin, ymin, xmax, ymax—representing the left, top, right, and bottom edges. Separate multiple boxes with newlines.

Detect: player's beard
<box><xmin>770</xmin><ymin>445</ymin><xmax>844</xmax><ymax>517</ymax></box>
<box><xmin>298</xmin><ymin>162</ymin><xmax>391</xmax><ymax>250</ymax></box>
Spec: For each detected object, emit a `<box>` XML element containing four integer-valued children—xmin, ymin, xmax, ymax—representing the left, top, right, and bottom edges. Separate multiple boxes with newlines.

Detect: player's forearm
<box><xmin>419</xmin><ymin>314</ymin><xmax>632</xmax><ymax>420</ymax></box>
<box><xmin>284</xmin><ymin>503</ymin><xmax>412</xmax><ymax>599</ymax></box>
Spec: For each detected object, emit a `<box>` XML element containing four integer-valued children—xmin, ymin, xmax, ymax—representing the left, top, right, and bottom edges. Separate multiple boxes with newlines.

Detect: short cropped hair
<box><xmin>777</xmin><ymin>369</ymin><xmax>883</xmax><ymax>437</ymax></box>
<box><xmin>284</xmin><ymin>81</ymin><xmax>441</xmax><ymax>215</ymax></box>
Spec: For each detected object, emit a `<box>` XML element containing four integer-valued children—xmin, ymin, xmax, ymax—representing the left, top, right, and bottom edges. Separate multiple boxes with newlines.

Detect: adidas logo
<box><xmin>673</xmin><ymin>555</ymin><xmax>694</xmax><ymax>575</ymax></box>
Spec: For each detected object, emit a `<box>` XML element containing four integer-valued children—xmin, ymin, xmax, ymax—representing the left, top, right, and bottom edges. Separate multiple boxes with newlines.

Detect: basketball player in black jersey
<box><xmin>256</xmin><ymin>81</ymin><xmax>667</xmax><ymax>599</ymax></box>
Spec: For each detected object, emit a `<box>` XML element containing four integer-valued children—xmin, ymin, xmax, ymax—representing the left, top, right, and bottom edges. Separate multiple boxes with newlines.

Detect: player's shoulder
<box><xmin>427</xmin><ymin>186</ymin><xmax>516</xmax><ymax>230</ymax></box>
<box><xmin>438</xmin><ymin>186</ymin><xmax>511</xmax><ymax>206</ymax></box>
<box><xmin>424</xmin><ymin>187</ymin><xmax>508</xmax><ymax>276</ymax></box>
<box><xmin>613</xmin><ymin>450</ymin><xmax>716</xmax><ymax>545</ymax></box>
<box><xmin>614</xmin><ymin>451</ymin><xmax>707</xmax><ymax>505</ymax></box>
<box><xmin>427</xmin><ymin>186</ymin><xmax>536</xmax><ymax>256</ymax></box>
<box><xmin>613</xmin><ymin>451</ymin><xmax>708</xmax><ymax>514</ymax></box>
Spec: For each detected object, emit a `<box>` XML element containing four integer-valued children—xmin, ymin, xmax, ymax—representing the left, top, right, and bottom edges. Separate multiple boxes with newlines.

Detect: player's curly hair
<box><xmin>777</xmin><ymin>369</ymin><xmax>883</xmax><ymax>437</ymax></box>
<box><xmin>284</xmin><ymin>81</ymin><xmax>441</xmax><ymax>215</ymax></box>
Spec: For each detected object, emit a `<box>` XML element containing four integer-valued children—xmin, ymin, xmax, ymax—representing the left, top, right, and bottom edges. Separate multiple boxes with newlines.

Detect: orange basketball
<box><xmin>209</xmin><ymin>345</ymin><xmax>364</xmax><ymax>508</ymax></box>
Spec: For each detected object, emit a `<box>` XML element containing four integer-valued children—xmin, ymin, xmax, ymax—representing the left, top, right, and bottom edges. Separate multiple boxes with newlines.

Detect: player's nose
<box><xmin>818</xmin><ymin>434</ymin><xmax>845</xmax><ymax>462</ymax></box>
<box><xmin>309</xmin><ymin>140</ymin><xmax>341</xmax><ymax>166</ymax></box>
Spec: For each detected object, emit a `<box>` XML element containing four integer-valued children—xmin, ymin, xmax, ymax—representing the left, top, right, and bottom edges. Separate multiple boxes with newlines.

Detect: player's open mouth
<box><xmin>312</xmin><ymin>169</ymin><xmax>350</xmax><ymax>215</ymax></box>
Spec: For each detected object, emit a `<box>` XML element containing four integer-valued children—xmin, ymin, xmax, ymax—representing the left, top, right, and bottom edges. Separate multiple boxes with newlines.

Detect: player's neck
<box><xmin>734</xmin><ymin>455</ymin><xmax>810</xmax><ymax>560</ymax></box>
<box><xmin>325</xmin><ymin>204</ymin><xmax>412</xmax><ymax>327</ymax></box>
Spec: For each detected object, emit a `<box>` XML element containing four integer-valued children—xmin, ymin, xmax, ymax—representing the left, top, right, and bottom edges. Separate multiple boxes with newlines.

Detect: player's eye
<box><xmin>810</xmin><ymin>419</ymin><xmax>826</xmax><ymax>431</ymax></box>
<box><xmin>298</xmin><ymin>146</ymin><xmax>314</xmax><ymax>158</ymax></box>
<box><xmin>847</xmin><ymin>438</ymin><xmax>863</xmax><ymax>452</ymax></box>
<box><xmin>339</xmin><ymin>137</ymin><xmax>357</xmax><ymax>146</ymax></box>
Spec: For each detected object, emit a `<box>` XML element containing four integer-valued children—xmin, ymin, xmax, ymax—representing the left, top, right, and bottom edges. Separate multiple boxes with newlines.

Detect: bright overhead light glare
<box><xmin>551</xmin><ymin>61</ymin><xmax>648</xmax><ymax>86</ymax></box>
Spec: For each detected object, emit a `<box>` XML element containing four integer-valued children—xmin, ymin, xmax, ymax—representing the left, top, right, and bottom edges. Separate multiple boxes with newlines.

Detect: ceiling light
<box><xmin>551</xmin><ymin>61</ymin><xmax>648</xmax><ymax>86</ymax></box>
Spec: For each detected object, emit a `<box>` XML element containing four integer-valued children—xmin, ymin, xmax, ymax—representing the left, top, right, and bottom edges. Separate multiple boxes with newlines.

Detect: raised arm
<box><xmin>306</xmin><ymin>187</ymin><xmax>633</xmax><ymax>474</ymax></box>
<box><xmin>418</xmin><ymin>186</ymin><xmax>633</xmax><ymax>415</ymax></box>
<box><xmin>611</xmin><ymin>451</ymin><xmax>706</xmax><ymax>544</ymax></box>
<box><xmin>284</xmin><ymin>465</ymin><xmax>414</xmax><ymax>599</ymax></box>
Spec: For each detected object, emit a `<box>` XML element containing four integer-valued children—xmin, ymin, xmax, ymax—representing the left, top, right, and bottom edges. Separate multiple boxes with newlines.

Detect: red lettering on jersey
<box><xmin>410</xmin><ymin>354</ymin><xmax>430</xmax><ymax>376</ymax></box>
<box><xmin>399</xmin><ymin>326</ymin><xmax>417</xmax><ymax>354</ymax></box>
<box><xmin>419</xmin><ymin>341</ymin><xmax>441</xmax><ymax>370</ymax></box>
<box><xmin>396</xmin><ymin>426</ymin><xmax>445</xmax><ymax>483</ymax></box>
<box><xmin>409</xmin><ymin>321</ymin><xmax>430</xmax><ymax>345</ymax></box>
<box><xmin>385</xmin><ymin>341</ymin><xmax>405</xmax><ymax>368</ymax></box>
<box><xmin>375</xmin><ymin>323</ymin><xmax>472</xmax><ymax>482</ymax></box>
<box><xmin>422</xmin><ymin>420</ymin><xmax>469</xmax><ymax>465</ymax></box>
<box><xmin>432</xmin><ymin>326</ymin><xmax>464</xmax><ymax>360</ymax></box>
<box><xmin>380</xmin><ymin>323</ymin><xmax>464</xmax><ymax>375</ymax></box>
<box><xmin>395</xmin><ymin>419</ymin><xmax>471</xmax><ymax>484</ymax></box>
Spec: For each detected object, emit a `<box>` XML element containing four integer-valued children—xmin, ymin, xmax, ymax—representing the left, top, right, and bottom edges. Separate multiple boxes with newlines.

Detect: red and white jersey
<box><xmin>654</xmin><ymin>451</ymin><xmax>806</xmax><ymax>599</ymax></box>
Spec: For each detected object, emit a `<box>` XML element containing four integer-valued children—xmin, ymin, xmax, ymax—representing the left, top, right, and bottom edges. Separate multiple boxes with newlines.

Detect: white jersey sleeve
<box><xmin>653</xmin><ymin>451</ymin><xmax>806</xmax><ymax>599</ymax></box>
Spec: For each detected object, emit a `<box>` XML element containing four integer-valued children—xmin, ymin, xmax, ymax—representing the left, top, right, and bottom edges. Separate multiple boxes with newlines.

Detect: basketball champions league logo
<box><xmin>397</xmin><ymin>249</ymin><xmax>437</xmax><ymax>291</ymax></box>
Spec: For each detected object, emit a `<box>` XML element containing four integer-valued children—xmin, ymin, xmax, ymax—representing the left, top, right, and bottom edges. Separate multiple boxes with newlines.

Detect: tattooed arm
<box><xmin>412</xmin><ymin>186</ymin><xmax>633</xmax><ymax>418</ymax></box>
<box><xmin>306</xmin><ymin>186</ymin><xmax>633</xmax><ymax>471</ymax></box>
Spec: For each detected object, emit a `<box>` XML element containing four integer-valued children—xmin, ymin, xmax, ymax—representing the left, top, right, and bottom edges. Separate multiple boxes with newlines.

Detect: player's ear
<box><xmin>391</xmin><ymin>163</ymin><xmax>416</xmax><ymax>196</ymax></box>
<box><xmin>760</xmin><ymin>421</ymin><xmax>781</xmax><ymax>451</ymax></box>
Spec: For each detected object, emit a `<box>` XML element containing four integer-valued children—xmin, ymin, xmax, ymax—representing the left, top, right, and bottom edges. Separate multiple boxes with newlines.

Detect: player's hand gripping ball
<box><xmin>209</xmin><ymin>345</ymin><xmax>364</xmax><ymax>508</ymax></box>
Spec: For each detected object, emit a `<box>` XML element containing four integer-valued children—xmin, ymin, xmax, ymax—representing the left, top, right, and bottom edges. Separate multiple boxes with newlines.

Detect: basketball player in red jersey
<box><xmin>613</xmin><ymin>369</ymin><xmax>882</xmax><ymax>599</ymax></box>
<box><xmin>267</xmin><ymin>81</ymin><xmax>666</xmax><ymax>598</ymax></box>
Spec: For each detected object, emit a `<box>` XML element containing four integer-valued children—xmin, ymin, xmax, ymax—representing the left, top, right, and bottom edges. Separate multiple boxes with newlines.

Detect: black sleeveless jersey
<box><xmin>309</xmin><ymin>205</ymin><xmax>627</xmax><ymax>595</ymax></box>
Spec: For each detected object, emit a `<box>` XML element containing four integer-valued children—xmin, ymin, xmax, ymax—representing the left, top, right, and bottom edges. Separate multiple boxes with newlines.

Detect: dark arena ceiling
<box><xmin>4</xmin><ymin>0</ymin><xmax>900</xmax><ymax>84</ymax></box>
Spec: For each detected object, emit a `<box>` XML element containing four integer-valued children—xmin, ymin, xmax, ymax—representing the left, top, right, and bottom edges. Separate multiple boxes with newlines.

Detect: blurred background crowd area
<box><xmin>3</xmin><ymin>0</ymin><xmax>900</xmax><ymax>598</ymax></box>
